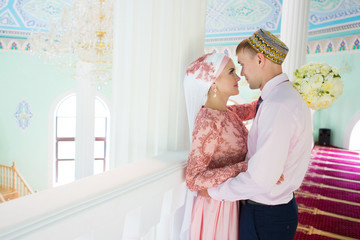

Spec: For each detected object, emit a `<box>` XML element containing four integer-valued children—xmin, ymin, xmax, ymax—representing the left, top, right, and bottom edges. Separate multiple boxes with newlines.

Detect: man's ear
<box><xmin>256</xmin><ymin>53</ymin><xmax>266</xmax><ymax>68</ymax></box>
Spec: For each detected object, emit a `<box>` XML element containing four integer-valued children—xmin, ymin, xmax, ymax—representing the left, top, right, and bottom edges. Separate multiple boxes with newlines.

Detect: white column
<box><xmin>280</xmin><ymin>0</ymin><xmax>311</xmax><ymax>81</ymax></box>
<box><xmin>111</xmin><ymin>0</ymin><xmax>207</xmax><ymax>167</ymax></box>
<box><xmin>75</xmin><ymin>61</ymin><xmax>95</xmax><ymax>179</ymax></box>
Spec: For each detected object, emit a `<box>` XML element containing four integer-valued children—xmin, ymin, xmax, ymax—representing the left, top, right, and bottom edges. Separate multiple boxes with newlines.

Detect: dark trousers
<box><xmin>239</xmin><ymin>197</ymin><xmax>298</xmax><ymax>240</ymax></box>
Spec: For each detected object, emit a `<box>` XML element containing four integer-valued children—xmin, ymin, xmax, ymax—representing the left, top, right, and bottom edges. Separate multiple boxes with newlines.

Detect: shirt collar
<box><xmin>261</xmin><ymin>73</ymin><xmax>289</xmax><ymax>100</ymax></box>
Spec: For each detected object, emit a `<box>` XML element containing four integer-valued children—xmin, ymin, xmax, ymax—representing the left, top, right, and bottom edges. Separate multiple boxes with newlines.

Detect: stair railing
<box><xmin>0</xmin><ymin>162</ymin><xmax>33</xmax><ymax>200</ymax></box>
<box><xmin>0</xmin><ymin>163</ymin><xmax>13</xmax><ymax>191</ymax></box>
<box><xmin>12</xmin><ymin>162</ymin><xmax>34</xmax><ymax>197</ymax></box>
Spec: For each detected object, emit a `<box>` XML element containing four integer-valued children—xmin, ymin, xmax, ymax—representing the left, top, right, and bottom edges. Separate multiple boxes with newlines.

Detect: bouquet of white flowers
<box><xmin>293</xmin><ymin>62</ymin><xmax>343</xmax><ymax>110</ymax></box>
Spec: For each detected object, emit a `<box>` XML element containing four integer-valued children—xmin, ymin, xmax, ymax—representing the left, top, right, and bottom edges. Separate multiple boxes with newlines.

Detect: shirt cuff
<box><xmin>208</xmin><ymin>186</ymin><xmax>223</xmax><ymax>201</ymax></box>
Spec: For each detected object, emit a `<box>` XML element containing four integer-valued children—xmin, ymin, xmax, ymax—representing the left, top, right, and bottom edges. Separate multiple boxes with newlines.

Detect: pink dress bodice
<box><xmin>186</xmin><ymin>101</ymin><xmax>257</xmax><ymax>191</ymax></box>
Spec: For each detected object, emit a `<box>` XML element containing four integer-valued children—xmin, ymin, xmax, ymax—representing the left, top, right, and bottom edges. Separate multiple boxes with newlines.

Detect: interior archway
<box><xmin>349</xmin><ymin>120</ymin><xmax>360</xmax><ymax>151</ymax></box>
<box><xmin>344</xmin><ymin>110</ymin><xmax>360</xmax><ymax>150</ymax></box>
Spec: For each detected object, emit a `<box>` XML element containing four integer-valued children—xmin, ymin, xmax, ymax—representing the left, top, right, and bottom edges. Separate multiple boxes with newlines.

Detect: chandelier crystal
<box><xmin>29</xmin><ymin>0</ymin><xmax>114</xmax><ymax>89</ymax></box>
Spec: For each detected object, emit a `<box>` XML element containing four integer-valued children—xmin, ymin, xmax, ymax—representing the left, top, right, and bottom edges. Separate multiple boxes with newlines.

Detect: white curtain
<box><xmin>111</xmin><ymin>0</ymin><xmax>207</xmax><ymax>166</ymax></box>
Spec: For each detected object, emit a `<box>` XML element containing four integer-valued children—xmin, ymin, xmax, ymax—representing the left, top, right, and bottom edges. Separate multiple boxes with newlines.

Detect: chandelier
<box><xmin>29</xmin><ymin>0</ymin><xmax>114</xmax><ymax>89</ymax></box>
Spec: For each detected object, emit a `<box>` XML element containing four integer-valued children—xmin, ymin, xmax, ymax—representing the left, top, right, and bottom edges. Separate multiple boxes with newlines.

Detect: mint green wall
<box><xmin>0</xmin><ymin>51</ymin><xmax>75</xmax><ymax>191</ymax></box>
<box><xmin>0</xmin><ymin>51</ymin><xmax>112</xmax><ymax>191</ymax></box>
<box><xmin>306</xmin><ymin>52</ymin><xmax>360</xmax><ymax>148</ymax></box>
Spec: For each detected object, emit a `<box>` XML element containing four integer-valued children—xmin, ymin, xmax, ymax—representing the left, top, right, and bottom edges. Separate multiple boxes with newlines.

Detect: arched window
<box><xmin>344</xmin><ymin>110</ymin><xmax>360</xmax><ymax>150</ymax></box>
<box><xmin>55</xmin><ymin>94</ymin><xmax>110</xmax><ymax>186</ymax></box>
<box><xmin>349</xmin><ymin>120</ymin><xmax>360</xmax><ymax>150</ymax></box>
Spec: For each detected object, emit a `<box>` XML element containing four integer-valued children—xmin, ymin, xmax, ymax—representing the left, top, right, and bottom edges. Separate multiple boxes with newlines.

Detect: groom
<box><xmin>200</xmin><ymin>29</ymin><xmax>313</xmax><ymax>239</ymax></box>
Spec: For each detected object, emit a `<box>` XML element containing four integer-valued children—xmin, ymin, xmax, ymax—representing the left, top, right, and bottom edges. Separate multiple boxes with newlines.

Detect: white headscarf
<box><xmin>183</xmin><ymin>53</ymin><xmax>230</xmax><ymax>140</ymax></box>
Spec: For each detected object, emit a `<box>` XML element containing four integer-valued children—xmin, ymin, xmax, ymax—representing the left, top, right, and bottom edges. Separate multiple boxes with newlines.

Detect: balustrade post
<box><xmin>12</xmin><ymin>162</ymin><xmax>16</xmax><ymax>190</ymax></box>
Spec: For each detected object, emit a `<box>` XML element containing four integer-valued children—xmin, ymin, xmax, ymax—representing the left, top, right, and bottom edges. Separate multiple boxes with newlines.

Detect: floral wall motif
<box><xmin>0</xmin><ymin>38</ymin><xmax>30</xmax><ymax>51</ymax></box>
<box><xmin>307</xmin><ymin>34</ymin><xmax>360</xmax><ymax>54</ymax></box>
<box><xmin>14</xmin><ymin>99</ymin><xmax>33</xmax><ymax>130</ymax></box>
<box><xmin>353</xmin><ymin>38</ymin><xmax>360</xmax><ymax>49</ymax></box>
<box><xmin>326</xmin><ymin>41</ymin><xmax>334</xmax><ymax>52</ymax></box>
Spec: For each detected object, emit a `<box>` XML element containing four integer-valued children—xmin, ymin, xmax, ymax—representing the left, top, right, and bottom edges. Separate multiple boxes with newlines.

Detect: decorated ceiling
<box><xmin>206</xmin><ymin>0</ymin><xmax>360</xmax><ymax>45</ymax></box>
<box><xmin>206</xmin><ymin>0</ymin><xmax>282</xmax><ymax>37</ymax></box>
<box><xmin>0</xmin><ymin>0</ymin><xmax>359</xmax><ymax>46</ymax></box>
<box><xmin>0</xmin><ymin>0</ymin><xmax>71</xmax><ymax>39</ymax></box>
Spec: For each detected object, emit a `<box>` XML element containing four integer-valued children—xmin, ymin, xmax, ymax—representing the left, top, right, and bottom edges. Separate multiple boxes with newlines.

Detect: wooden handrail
<box><xmin>0</xmin><ymin>164</ymin><xmax>13</xmax><ymax>190</ymax></box>
<box><xmin>0</xmin><ymin>162</ymin><xmax>33</xmax><ymax>201</ymax></box>
<box><xmin>12</xmin><ymin>163</ymin><xmax>15</xmax><ymax>189</ymax></box>
<box><xmin>12</xmin><ymin>162</ymin><xmax>34</xmax><ymax>195</ymax></box>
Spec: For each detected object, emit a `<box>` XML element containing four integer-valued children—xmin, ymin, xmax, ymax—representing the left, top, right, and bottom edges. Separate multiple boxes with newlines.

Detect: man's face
<box><xmin>237</xmin><ymin>50</ymin><xmax>262</xmax><ymax>90</ymax></box>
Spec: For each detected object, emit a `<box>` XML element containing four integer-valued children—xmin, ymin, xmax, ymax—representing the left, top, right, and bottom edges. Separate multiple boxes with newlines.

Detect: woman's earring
<box><xmin>213</xmin><ymin>85</ymin><xmax>217</xmax><ymax>98</ymax></box>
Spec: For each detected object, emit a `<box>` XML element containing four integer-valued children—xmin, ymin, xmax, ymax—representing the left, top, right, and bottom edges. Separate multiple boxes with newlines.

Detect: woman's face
<box><xmin>214</xmin><ymin>60</ymin><xmax>240</xmax><ymax>98</ymax></box>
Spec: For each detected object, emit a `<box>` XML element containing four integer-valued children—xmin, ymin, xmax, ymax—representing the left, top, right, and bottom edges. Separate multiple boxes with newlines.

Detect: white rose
<box><xmin>331</xmin><ymin>66</ymin><xmax>339</xmax><ymax>75</ymax></box>
<box><xmin>306</xmin><ymin>68</ymin><xmax>316</xmax><ymax>77</ymax></box>
<box><xmin>320</xmin><ymin>64</ymin><xmax>331</xmax><ymax>75</ymax></box>
<box><xmin>306</xmin><ymin>91</ymin><xmax>320</xmax><ymax>109</ymax></box>
<box><xmin>330</xmin><ymin>78</ymin><xmax>344</xmax><ymax>97</ymax></box>
<box><xmin>302</xmin><ymin>82</ymin><xmax>313</xmax><ymax>95</ymax></box>
<box><xmin>317</xmin><ymin>95</ymin><xmax>334</xmax><ymax>109</ymax></box>
<box><xmin>308</xmin><ymin>74</ymin><xmax>323</xmax><ymax>90</ymax></box>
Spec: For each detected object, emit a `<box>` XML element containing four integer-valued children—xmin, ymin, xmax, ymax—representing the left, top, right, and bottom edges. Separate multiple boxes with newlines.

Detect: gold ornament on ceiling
<box><xmin>29</xmin><ymin>0</ymin><xmax>114</xmax><ymax>89</ymax></box>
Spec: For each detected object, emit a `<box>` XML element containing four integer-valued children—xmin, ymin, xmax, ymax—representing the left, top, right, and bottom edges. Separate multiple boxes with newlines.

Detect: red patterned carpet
<box><xmin>294</xmin><ymin>145</ymin><xmax>360</xmax><ymax>240</ymax></box>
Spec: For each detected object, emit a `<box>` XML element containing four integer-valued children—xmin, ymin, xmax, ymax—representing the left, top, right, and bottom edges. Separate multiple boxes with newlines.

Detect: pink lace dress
<box><xmin>186</xmin><ymin>101</ymin><xmax>257</xmax><ymax>240</ymax></box>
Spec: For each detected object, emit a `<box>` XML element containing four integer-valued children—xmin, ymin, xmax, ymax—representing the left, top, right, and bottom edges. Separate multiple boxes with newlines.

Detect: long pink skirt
<box><xmin>190</xmin><ymin>195</ymin><xmax>239</xmax><ymax>240</ymax></box>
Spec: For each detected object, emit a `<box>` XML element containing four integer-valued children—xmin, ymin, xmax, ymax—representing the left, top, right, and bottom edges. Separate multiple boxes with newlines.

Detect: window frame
<box><xmin>54</xmin><ymin>95</ymin><xmax>110</xmax><ymax>186</ymax></box>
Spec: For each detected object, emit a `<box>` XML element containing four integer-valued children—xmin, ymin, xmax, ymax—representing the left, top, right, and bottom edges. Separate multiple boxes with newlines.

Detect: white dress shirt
<box><xmin>208</xmin><ymin>73</ymin><xmax>313</xmax><ymax>205</ymax></box>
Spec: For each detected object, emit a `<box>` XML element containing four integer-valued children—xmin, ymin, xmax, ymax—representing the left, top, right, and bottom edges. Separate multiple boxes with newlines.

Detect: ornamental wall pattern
<box><xmin>1</xmin><ymin>34</ymin><xmax>360</xmax><ymax>55</ymax></box>
<box><xmin>206</xmin><ymin>0</ymin><xmax>282</xmax><ymax>36</ymax></box>
<box><xmin>204</xmin><ymin>34</ymin><xmax>360</xmax><ymax>57</ymax></box>
<box><xmin>14</xmin><ymin>99</ymin><xmax>33</xmax><ymax>130</ymax></box>
<box><xmin>307</xmin><ymin>34</ymin><xmax>360</xmax><ymax>54</ymax></box>
<box><xmin>0</xmin><ymin>37</ymin><xmax>30</xmax><ymax>51</ymax></box>
<box><xmin>0</xmin><ymin>0</ymin><xmax>71</xmax><ymax>34</ymax></box>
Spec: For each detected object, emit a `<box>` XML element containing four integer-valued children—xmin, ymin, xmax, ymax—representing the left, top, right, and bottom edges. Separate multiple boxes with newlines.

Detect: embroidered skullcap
<box><xmin>248</xmin><ymin>28</ymin><xmax>289</xmax><ymax>65</ymax></box>
<box><xmin>183</xmin><ymin>53</ymin><xmax>230</xmax><ymax>140</ymax></box>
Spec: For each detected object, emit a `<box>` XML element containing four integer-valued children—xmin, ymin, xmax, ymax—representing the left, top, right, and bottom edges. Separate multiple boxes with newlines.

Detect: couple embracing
<box><xmin>183</xmin><ymin>29</ymin><xmax>313</xmax><ymax>240</ymax></box>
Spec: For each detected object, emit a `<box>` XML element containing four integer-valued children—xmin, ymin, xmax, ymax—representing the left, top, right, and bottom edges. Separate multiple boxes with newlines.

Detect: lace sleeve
<box><xmin>227</xmin><ymin>100</ymin><xmax>257</xmax><ymax>121</ymax></box>
<box><xmin>186</xmin><ymin>117</ymin><xmax>248</xmax><ymax>191</ymax></box>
